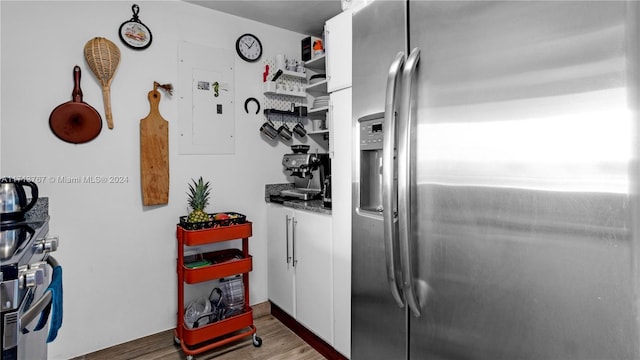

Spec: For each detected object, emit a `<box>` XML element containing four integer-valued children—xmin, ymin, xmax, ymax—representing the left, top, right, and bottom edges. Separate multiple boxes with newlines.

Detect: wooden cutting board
<box><xmin>140</xmin><ymin>89</ymin><xmax>169</xmax><ymax>205</ymax></box>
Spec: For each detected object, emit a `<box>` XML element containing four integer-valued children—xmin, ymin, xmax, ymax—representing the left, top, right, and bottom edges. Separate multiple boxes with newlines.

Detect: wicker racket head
<box><xmin>84</xmin><ymin>37</ymin><xmax>120</xmax><ymax>86</ymax></box>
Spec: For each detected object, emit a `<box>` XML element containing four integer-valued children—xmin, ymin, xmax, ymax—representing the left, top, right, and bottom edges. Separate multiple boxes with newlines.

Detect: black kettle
<box><xmin>0</xmin><ymin>178</ymin><xmax>38</xmax><ymax>223</ymax></box>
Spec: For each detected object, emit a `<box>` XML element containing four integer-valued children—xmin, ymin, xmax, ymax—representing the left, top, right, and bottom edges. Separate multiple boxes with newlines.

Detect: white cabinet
<box><xmin>267</xmin><ymin>205</ymin><xmax>295</xmax><ymax>316</ymax></box>
<box><xmin>266</xmin><ymin>203</ymin><xmax>333</xmax><ymax>343</ymax></box>
<box><xmin>325</xmin><ymin>9</ymin><xmax>352</xmax><ymax>92</ymax></box>
<box><xmin>330</xmin><ymin>87</ymin><xmax>352</xmax><ymax>358</ymax></box>
<box><xmin>327</xmin><ymin>8</ymin><xmax>353</xmax><ymax>358</ymax></box>
<box><xmin>328</xmin><ymin>99</ymin><xmax>334</xmax><ymax>157</ymax></box>
<box><xmin>293</xmin><ymin>209</ymin><xmax>333</xmax><ymax>343</ymax></box>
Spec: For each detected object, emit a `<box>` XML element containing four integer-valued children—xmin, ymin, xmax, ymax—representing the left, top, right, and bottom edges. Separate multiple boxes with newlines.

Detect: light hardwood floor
<box><xmin>72</xmin><ymin>314</ymin><xmax>326</xmax><ymax>360</ymax></box>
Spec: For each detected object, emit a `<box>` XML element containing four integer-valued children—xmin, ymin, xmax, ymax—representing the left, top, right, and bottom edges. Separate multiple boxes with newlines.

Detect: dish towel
<box><xmin>34</xmin><ymin>265</ymin><xmax>63</xmax><ymax>343</ymax></box>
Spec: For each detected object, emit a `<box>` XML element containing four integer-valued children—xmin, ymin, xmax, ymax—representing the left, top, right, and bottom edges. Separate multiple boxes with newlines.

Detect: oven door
<box><xmin>17</xmin><ymin>256</ymin><xmax>57</xmax><ymax>360</ymax></box>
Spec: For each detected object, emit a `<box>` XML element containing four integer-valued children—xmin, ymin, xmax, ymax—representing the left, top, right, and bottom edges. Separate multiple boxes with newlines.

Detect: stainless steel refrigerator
<box><xmin>352</xmin><ymin>1</ymin><xmax>640</xmax><ymax>359</ymax></box>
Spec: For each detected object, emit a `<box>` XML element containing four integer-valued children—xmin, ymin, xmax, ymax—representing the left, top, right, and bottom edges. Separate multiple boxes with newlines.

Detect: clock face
<box><xmin>236</xmin><ymin>34</ymin><xmax>262</xmax><ymax>62</ymax></box>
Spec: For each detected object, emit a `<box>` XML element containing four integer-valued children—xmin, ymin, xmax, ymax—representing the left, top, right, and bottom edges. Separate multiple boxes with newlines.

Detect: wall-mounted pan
<box><xmin>49</xmin><ymin>65</ymin><xmax>102</xmax><ymax>144</ymax></box>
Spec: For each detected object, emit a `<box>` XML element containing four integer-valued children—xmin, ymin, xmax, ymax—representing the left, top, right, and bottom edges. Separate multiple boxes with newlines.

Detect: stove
<box><xmin>1</xmin><ymin>215</ymin><xmax>58</xmax><ymax>360</ymax></box>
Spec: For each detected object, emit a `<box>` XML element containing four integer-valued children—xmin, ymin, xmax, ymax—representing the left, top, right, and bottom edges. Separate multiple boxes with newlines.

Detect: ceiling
<box><xmin>183</xmin><ymin>0</ymin><xmax>343</xmax><ymax>36</ymax></box>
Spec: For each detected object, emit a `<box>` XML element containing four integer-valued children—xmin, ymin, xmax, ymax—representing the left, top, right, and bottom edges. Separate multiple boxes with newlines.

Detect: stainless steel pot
<box><xmin>0</xmin><ymin>224</ymin><xmax>34</xmax><ymax>260</ymax></box>
<box><xmin>0</xmin><ymin>178</ymin><xmax>38</xmax><ymax>222</ymax></box>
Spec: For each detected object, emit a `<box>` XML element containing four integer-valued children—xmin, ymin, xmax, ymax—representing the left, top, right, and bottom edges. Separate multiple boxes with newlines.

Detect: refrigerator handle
<box><xmin>398</xmin><ymin>47</ymin><xmax>422</xmax><ymax>318</ymax></box>
<box><xmin>383</xmin><ymin>51</ymin><xmax>406</xmax><ymax>309</ymax></box>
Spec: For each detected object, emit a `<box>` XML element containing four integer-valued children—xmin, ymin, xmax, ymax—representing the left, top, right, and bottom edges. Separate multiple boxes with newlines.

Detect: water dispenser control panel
<box><xmin>360</xmin><ymin>117</ymin><xmax>384</xmax><ymax>151</ymax></box>
<box><xmin>358</xmin><ymin>114</ymin><xmax>385</xmax><ymax>212</ymax></box>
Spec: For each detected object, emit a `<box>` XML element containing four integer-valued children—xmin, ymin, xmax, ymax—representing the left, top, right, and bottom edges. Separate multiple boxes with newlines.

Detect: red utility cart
<box><xmin>174</xmin><ymin>220</ymin><xmax>261</xmax><ymax>360</ymax></box>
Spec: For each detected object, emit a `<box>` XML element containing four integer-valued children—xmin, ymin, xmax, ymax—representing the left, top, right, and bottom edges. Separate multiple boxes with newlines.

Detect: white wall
<box><xmin>1</xmin><ymin>1</ymin><xmax>322</xmax><ymax>358</ymax></box>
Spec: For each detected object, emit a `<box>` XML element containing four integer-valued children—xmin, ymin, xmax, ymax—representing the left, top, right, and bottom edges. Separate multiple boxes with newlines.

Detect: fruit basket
<box><xmin>179</xmin><ymin>212</ymin><xmax>246</xmax><ymax>230</ymax></box>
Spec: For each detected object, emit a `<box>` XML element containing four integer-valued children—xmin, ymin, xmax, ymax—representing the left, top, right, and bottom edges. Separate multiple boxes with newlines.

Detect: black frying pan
<box><xmin>49</xmin><ymin>65</ymin><xmax>102</xmax><ymax>144</ymax></box>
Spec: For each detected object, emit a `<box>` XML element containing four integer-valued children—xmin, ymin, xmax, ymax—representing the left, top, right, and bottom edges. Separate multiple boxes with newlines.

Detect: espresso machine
<box><xmin>280</xmin><ymin>150</ymin><xmax>330</xmax><ymax>201</ymax></box>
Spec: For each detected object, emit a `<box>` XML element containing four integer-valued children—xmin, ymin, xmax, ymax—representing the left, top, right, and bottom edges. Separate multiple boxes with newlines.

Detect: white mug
<box><xmin>287</xmin><ymin>59</ymin><xmax>297</xmax><ymax>71</ymax></box>
<box><xmin>275</xmin><ymin>54</ymin><xmax>286</xmax><ymax>70</ymax></box>
<box><xmin>312</xmin><ymin>119</ymin><xmax>325</xmax><ymax>131</ymax></box>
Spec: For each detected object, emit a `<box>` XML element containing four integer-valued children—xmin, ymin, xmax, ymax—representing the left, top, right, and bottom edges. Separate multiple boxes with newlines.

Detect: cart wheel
<box><xmin>173</xmin><ymin>336</ymin><xmax>180</xmax><ymax>346</ymax></box>
<box><xmin>252</xmin><ymin>334</ymin><xmax>263</xmax><ymax>347</ymax></box>
<box><xmin>186</xmin><ymin>355</ymin><xmax>194</xmax><ymax>360</ymax></box>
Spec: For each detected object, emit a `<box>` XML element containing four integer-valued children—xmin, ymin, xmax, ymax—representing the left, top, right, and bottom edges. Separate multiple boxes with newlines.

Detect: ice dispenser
<box><xmin>358</xmin><ymin>114</ymin><xmax>389</xmax><ymax>212</ymax></box>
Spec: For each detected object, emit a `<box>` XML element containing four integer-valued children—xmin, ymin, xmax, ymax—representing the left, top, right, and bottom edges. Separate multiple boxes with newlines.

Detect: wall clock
<box><xmin>236</xmin><ymin>33</ymin><xmax>262</xmax><ymax>62</ymax></box>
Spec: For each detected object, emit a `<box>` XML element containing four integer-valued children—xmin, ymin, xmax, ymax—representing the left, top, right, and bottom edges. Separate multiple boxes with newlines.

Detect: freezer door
<box><xmin>352</xmin><ymin>1</ymin><xmax>408</xmax><ymax>359</ymax></box>
<box><xmin>407</xmin><ymin>1</ymin><xmax>639</xmax><ymax>359</ymax></box>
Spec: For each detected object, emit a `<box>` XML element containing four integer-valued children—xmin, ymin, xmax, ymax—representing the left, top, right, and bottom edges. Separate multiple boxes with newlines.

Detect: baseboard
<box><xmin>270</xmin><ymin>301</ymin><xmax>348</xmax><ymax>360</ymax></box>
<box><xmin>251</xmin><ymin>301</ymin><xmax>271</xmax><ymax>318</ymax></box>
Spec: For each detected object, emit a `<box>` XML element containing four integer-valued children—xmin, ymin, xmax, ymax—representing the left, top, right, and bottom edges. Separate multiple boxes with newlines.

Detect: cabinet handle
<box><xmin>286</xmin><ymin>215</ymin><xmax>292</xmax><ymax>264</ymax></box>
<box><xmin>292</xmin><ymin>218</ymin><xmax>298</xmax><ymax>267</ymax></box>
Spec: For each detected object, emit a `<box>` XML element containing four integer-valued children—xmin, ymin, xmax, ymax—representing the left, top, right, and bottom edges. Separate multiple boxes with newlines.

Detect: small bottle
<box><xmin>323</xmin><ymin>175</ymin><xmax>332</xmax><ymax>209</ymax></box>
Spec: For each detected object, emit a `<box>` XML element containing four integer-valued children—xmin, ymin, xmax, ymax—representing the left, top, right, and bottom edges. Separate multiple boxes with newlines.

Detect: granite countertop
<box><xmin>25</xmin><ymin>197</ymin><xmax>49</xmax><ymax>221</ymax></box>
<box><xmin>265</xmin><ymin>184</ymin><xmax>331</xmax><ymax>215</ymax></box>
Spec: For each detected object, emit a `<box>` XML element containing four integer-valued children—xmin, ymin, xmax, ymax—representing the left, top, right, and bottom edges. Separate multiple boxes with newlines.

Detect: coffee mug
<box><xmin>287</xmin><ymin>59</ymin><xmax>297</xmax><ymax>71</ymax></box>
<box><xmin>275</xmin><ymin>54</ymin><xmax>286</xmax><ymax>70</ymax></box>
<box><xmin>260</xmin><ymin>120</ymin><xmax>278</xmax><ymax>139</ymax></box>
<box><xmin>312</xmin><ymin>119</ymin><xmax>325</xmax><ymax>131</ymax></box>
<box><xmin>278</xmin><ymin>124</ymin><xmax>292</xmax><ymax>141</ymax></box>
<box><xmin>293</xmin><ymin>122</ymin><xmax>306</xmax><ymax>137</ymax></box>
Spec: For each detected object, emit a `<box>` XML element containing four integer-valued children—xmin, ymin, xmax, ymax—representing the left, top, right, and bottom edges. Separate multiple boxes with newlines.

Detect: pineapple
<box><xmin>186</xmin><ymin>177</ymin><xmax>211</xmax><ymax>223</ymax></box>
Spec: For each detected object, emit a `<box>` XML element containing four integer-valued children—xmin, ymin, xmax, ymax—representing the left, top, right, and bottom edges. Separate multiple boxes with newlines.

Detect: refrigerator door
<box><xmin>352</xmin><ymin>1</ymin><xmax>408</xmax><ymax>359</ymax></box>
<box><xmin>407</xmin><ymin>1</ymin><xmax>639</xmax><ymax>359</ymax></box>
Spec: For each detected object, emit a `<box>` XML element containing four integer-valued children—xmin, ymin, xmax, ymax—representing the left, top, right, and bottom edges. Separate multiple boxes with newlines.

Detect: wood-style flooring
<box><xmin>73</xmin><ymin>314</ymin><xmax>326</xmax><ymax>360</ymax></box>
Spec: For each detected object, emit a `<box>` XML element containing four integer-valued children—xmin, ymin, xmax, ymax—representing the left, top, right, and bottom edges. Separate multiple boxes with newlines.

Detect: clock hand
<box><xmin>248</xmin><ymin>40</ymin><xmax>255</xmax><ymax>49</ymax></box>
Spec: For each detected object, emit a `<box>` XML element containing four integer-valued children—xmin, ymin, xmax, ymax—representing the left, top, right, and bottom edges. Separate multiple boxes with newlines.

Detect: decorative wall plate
<box><xmin>119</xmin><ymin>4</ymin><xmax>152</xmax><ymax>50</ymax></box>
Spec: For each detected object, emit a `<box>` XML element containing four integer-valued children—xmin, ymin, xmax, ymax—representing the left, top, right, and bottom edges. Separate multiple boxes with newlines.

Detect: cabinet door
<box><xmin>328</xmin><ymin>99</ymin><xmax>334</xmax><ymax>158</ymax></box>
<box><xmin>267</xmin><ymin>204</ymin><xmax>295</xmax><ymax>317</ymax></box>
<box><xmin>326</xmin><ymin>9</ymin><xmax>352</xmax><ymax>92</ymax></box>
<box><xmin>293</xmin><ymin>210</ymin><xmax>333</xmax><ymax>343</ymax></box>
<box><xmin>330</xmin><ymin>88</ymin><xmax>352</xmax><ymax>358</ymax></box>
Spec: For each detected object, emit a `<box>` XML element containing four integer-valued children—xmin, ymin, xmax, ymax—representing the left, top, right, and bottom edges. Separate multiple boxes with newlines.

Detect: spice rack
<box><xmin>174</xmin><ymin>222</ymin><xmax>261</xmax><ymax>360</ymax></box>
